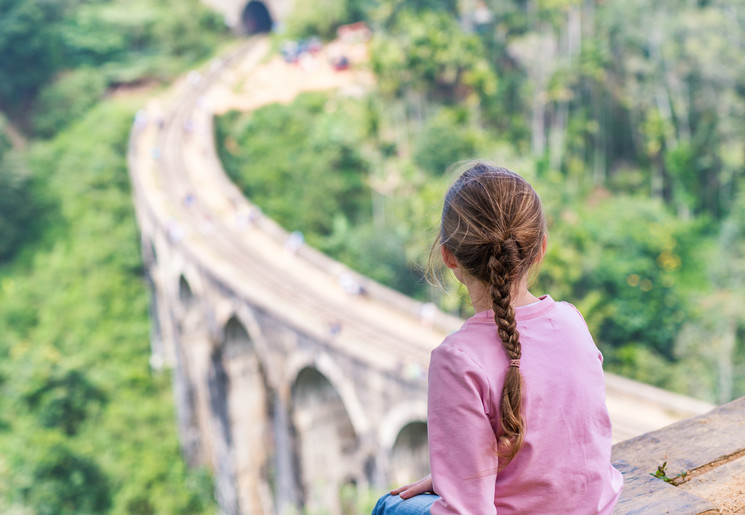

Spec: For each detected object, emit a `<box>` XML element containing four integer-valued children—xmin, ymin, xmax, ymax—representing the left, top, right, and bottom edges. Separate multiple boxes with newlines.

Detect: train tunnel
<box><xmin>241</xmin><ymin>1</ymin><xmax>273</xmax><ymax>34</ymax></box>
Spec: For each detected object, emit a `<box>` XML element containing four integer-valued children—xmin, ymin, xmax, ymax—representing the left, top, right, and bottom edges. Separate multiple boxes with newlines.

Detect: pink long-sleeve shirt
<box><xmin>428</xmin><ymin>295</ymin><xmax>623</xmax><ymax>514</ymax></box>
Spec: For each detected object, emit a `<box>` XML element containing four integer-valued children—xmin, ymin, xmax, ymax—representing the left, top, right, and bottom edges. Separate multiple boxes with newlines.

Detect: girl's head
<box><xmin>438</xmin><ymin>162</ymin><xmax>546</xmax><ymax>286</ymax></box>
<box><xmin>435</xmin><ymin>161</ymin><xmax>546</xmax><ymax>467</ymax></box>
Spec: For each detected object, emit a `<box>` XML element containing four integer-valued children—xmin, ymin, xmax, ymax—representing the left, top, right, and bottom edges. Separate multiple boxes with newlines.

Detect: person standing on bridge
<box><xmin>373</xmin><ymin>162</ymin><xmax>623</xmax><ymax>514</ymax></box>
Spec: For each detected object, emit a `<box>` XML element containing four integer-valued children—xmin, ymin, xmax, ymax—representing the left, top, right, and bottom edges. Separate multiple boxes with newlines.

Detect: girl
<box><xmin>373</xmin><ymin>162</ymin><xmax>623</xmax><ymax>514</ymax></box>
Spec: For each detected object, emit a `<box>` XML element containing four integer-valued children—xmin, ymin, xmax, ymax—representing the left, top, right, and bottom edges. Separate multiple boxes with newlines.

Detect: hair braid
<box><xmin>488</xmin><ymin>239</ymin><xmax>525</xmax><ymax>469</ymax></box>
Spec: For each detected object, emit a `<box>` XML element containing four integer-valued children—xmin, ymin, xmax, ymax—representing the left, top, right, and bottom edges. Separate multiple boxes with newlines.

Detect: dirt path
<box><xmin>208</xmin><ymin>39</ymin><xmax>373</xmax><ymax>114</ymax></box>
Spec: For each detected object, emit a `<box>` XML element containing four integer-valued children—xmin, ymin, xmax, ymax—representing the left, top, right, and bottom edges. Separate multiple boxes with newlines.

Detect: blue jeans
<box><xmin>372</xmin><ymin>493</ymin><xmax>440</xmax><ymax>514</ymax></box>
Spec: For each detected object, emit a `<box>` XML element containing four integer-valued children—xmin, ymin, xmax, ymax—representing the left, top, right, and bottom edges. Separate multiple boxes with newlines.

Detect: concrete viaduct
<box><xmin>127</xmin><ymin>34</ymin><xmax>715</xmax><ymax>515</ymax></box>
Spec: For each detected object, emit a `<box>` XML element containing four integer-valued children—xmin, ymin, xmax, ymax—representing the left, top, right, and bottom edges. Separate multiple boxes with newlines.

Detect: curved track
<box><xmin>131</xmin><ymin>38</ymin><xmax>451</xmax><ymax>370</ymax></box>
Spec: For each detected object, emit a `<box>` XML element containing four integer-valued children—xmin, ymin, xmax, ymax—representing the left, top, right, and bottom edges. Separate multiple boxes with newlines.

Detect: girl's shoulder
<box><xmin>552</xmin><ymin>299</ymin><xmax>592</xmax><ymax>331</ymax></box>
<box><xmin>432</xmin><ymin>317</ymin><xmax>503</xmax><ymax>369</ymax></box>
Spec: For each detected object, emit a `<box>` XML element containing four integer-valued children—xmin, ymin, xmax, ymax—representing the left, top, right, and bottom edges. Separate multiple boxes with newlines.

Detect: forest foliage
<box><xmin>220</xmin><ymin>0</ymin><xmax>745</xmax><ymax>405</ymax></box>
<box><xmin>0</xmin><ymin>0</ymin><xmax>228</xmax><ymax>512</ymax></box>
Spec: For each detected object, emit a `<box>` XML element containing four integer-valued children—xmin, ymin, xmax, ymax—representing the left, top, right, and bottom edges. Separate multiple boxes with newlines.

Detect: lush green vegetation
<box><xmin>0</xmin><ymin>0</ymin><xmax>227</xmax><ymax>512</ymax></box>
<box><xmin>0</xmin><ymin>0</ymin><xmax>225</xmax><ymax>133</ymax></box>
<box><xmin>220</xmin><ymin>0</ymin><xmax>745</xmax><ymax>404</ymax></box>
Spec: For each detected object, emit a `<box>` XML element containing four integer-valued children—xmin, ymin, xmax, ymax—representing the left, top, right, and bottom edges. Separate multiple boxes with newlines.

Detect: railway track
<box><xmin>131</xmin><ymin>37</ymin><xmax>446</xmax><ymax>376</ymax></box>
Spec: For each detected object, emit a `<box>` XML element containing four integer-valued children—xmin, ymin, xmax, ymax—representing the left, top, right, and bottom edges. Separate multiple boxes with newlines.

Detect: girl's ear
<box><xmin>441</xmin><ymin>245</ymin><xmax>459</xmax><ymax>270</ymax></box>
<box><xmin>540</xmin><ymin>233</ymin><xmax>548</xmax><ymax>261</ymax></box>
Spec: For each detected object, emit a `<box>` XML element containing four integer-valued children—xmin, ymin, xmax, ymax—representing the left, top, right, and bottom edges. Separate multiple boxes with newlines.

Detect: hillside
<box><xmin>0</xmin><ymin>0</ymin><xmax>228</xmax><ymax>511</ymax></box>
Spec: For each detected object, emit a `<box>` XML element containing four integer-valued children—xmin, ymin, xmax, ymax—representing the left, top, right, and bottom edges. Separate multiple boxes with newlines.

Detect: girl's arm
<box><xmin>428</xmin><ymin>344</ymin><xmax>499</xmax><ymax>515</ymax></box>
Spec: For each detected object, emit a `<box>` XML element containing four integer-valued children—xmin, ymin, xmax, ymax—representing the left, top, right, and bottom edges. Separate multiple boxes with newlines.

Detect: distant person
<box><xmin>328</xmin><ymin>320</ymin><xmax>342</xmax><ymax>337</ymax></box>
<box><xmin>134</xmin><ymin>109</ymin><xmax>148</xmax><ymax>130</ymax></box>
<box><xmin>373</xmin><ymin>162</ymin><xmax>623</xmax><ymax>514</ymax></box>
<box><xmin>166</xmin><ymin>220</ymin><xmax>185</xmax><ymax>243</ymax></box>
<box><xmin>284</xmin><ymin>231</ymin><xmax>304</xmax><ymax>254</ymax></box>
<box><xmin>183</xmin><ymin>117</ymin><xmax>194</xmax><ymax>134</ymax></box>
<box><xmin>339</xmin><ymin>272</ymin><xmax>363</xmax><ymax>295</ymax></box>
<box><xmin>183</xmin><ymin>193</ymin><xmax>196</xmax><ymax>208</ymax></box>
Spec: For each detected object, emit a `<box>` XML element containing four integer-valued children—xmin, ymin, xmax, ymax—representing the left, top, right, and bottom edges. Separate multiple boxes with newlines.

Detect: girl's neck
<box><xmin>464</xmin><ymin>275</ymin><xmax>540</xmax><ymax>314</ymax></box>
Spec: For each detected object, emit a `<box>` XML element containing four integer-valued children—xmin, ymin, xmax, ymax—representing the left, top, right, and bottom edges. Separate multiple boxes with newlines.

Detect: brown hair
<box><xmin>433</xmin><ymin>161</ymin><xmax>546</xmax><ymax>468</ymax></box>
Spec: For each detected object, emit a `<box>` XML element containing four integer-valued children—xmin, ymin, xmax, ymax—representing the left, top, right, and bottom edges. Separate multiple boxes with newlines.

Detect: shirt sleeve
<box><xmin>428</xmin><ymin>344</ymin><xmax>499</xmax><ymax>515</ymax></box>
<box><xmin>566</xmin><ymin>302</ymin><xmax>604</xmax><ymax>363</ymax></box>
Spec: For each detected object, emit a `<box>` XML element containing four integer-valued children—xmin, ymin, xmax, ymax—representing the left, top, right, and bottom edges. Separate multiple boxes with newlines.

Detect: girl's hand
<box><xmin>390</xmin><ymin>474</ymin><xmax>433</xmax><ymax>499</ymax></box>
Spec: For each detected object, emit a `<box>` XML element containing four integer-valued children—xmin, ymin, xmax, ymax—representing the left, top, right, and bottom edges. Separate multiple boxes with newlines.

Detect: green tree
<box><xmin>321</xmin><ymin>216</ymin><xmax>425</xmax><ymax>297</ymax></box>
<box><xmin>0</xmin><ymin>114</ymin><xmax>11</xmax><ymax>156</ymax></box>
<box><xmin>32</xmin><ymin>67</ymin><xmax>107</xmax><ymax>138</ymax></box>
<box><xmin>284</xmin><ymin>0</ymin><xmax>350</xmax><ymax>39</ymax></box>
<box><xmin>217</xmin><ymin>92</ymin><xmax>372</xmax><ymax>237</ymax></box>
<box><xmin>0</xmin><ymin>0</ymin><xmax>231</xmax><ymax>511</ymax></box>
<box><xmin>0</xmin><ymin>153</ymin><xmax>39</xmax><ymax>262</ymax></box>
<box><xmin>3</xmin><ymin>431</ymin><xmax>111</xmax><ymax>515</ymax></box>
<box><xmin>540</xmin><ymin>194</ymin><xmax>703</xmax><ymax>359</ymax></box>
<box><xmin>20</xmin><ymin>365</ymin><xmax>106</xmax><ymax>435</ymax></box>
<box><xmin>0</xmin><ymin>0</ymin><xmax>68</xmax><ymax>106</ymax></box>
<box><xmin>413</xmin><ymin>107</ymin><xmax>480</xmax><ymax>175</ymax></box>
<box><xmin>370</xmin><ymin>9</ymin><xmax>496</xmax><ymax>103</ymax></box>
<box><xmin>0</xmin><ymin>97</ymin><xmax>215</xmax><ymax>515</ymax></box>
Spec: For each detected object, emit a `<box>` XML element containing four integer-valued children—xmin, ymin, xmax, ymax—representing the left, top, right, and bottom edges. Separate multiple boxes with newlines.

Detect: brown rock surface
<box><xmin>612</xmin><ymin>397</ymin><xmax>745</xmax><ymax>514</ymax></box>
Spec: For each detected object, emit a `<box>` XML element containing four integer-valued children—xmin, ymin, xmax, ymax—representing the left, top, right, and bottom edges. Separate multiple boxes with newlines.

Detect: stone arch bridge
<box><xmin>127</xmin><ymin>38</ymin><xmax>715</xmax><ymax>514</ymax></box>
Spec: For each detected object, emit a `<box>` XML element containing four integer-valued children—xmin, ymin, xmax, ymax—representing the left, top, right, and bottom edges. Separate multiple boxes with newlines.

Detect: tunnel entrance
<box><xmin>241</xmin><ymin>1</ymin><xmax>273</xmax><ymax>34</ymax></box>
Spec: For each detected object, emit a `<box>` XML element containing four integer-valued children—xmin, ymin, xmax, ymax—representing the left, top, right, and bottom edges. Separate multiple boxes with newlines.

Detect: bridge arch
<box><xmin>290</xmin><ymin>365</ymin><xmax>360</xmax><ymax>513</ymax></box>
<box><xmin>285</xmin><ymin>352</ymin><xmax>369</xmax><ymax>437</ymax></box>
<box><xmin>178</xmin><ymin>274</ymin><xmax>195</xmax><ymax>307</ymax></box>
<box><xmin>173</xmin><ymin>273</ymin><xmax>213</xmax><ymax>468</ymax></box>
<box><xmin>174</xmin><ymin>263</ymin><xmax>206</xmax><ymax>296</ymax></box>
<box><xmin>147</xmin><ymin>231</ymin><xmax>170</xmax><ymax>273</ymax></box>
<box><xmin>241</xmin><ymin>1</ymin><xmax>273</xmax><ymax>34</ymax></box>
<box><xmin>225</xmin><ymin>305</ymin><xmax>276</xmax><ymax>370</ymax></box>
<box><xmin>143</xmin><ymin>267</ymin><xmax>164</xmax><ymax>366</ymax></box>
<box><xmin>378</xmin><ymin>400</ymin><xmax>428</xmax><ymax>450</ymax></box>
<box><xmin>207</xmin><ymin>345</ymin><xmax>239</xmax><ymax>512</ymax></box>
<box><xmin>142</xmin><ymin>233</ymin><xmax>158</xmax><ymax>265</ymax></box>
<box><xmin>377</xmin><ymin>401</ymin><xmax>429</xmax><ymax>486</ymax></box>
<box><xmin>219</xmin><ymin>315</ymin><xmax>274</xmax><ymax>513</ymax></box>
<box><xmin>176</xmin><ymin>272</ymin><xmax>208</xmax><ymax>335</ymax></box>
<box><xmin>390</xmin><ymin>421</ymin><xmax>429</xmax><ymax>486</ymax></box>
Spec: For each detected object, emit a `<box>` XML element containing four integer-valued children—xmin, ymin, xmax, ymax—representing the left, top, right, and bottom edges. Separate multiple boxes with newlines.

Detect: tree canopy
<box><xmin>0</xmin><ymin>0</ymin><xmax>227</xmax><ymax>511</ymax></box>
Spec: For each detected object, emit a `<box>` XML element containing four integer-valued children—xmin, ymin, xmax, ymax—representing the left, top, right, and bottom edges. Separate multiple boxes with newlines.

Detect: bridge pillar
<box><xmin>221</xmin><ymin>316</ymin><xmax>274</xmax><ymax>513</ymax></box>
<box><xmin>291</xmin><ymin>366</ymin><xmax>360</xmax><ymax>514</ymax></box>
<box><xmin>171</xmin><ymin>276</ymin><xmax>215</xmax><ymax>467</ymax></box>
<box><xmin>207</xmin><ymin>346</ymin><xmax>240</xmax><ymax>515</ymax></box>
<box><xmin>271</xmin><ymin>384</ymin><xmax>300</xmax><ymax>512</ymax></box>
<box><xmin>172</xmin><ymin>331</ymin><xmax>201</xmax><ymax>466</ymax></box>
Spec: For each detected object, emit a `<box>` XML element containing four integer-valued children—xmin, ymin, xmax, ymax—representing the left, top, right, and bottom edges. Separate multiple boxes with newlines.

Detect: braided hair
<box><xmin>435</xmin><ymin>162</ymin><xmax>546</xmax><ymax>468</ymax></box>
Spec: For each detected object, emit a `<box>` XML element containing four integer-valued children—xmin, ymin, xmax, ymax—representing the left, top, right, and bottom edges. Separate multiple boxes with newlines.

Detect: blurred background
<box><xmin>1</xmin><ymin>0</ymin><xmax>744</xmax><ymax>513</ymax></box>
